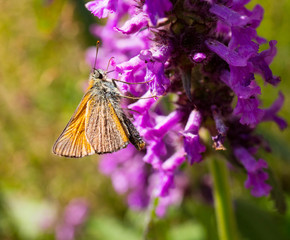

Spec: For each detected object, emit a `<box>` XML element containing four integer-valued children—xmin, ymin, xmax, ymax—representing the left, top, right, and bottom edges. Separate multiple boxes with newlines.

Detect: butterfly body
<box><xmin>53</xmin><ymin>69</ymin><xmax>145</xmax><ymax>158</ymax></box>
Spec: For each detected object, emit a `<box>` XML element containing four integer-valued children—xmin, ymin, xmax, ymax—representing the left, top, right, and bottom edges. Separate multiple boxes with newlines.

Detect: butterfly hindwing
<box><xmin>85</xmin><ymin>95</ymin><xmax>129</xmax><ymax>154</ymax></box>
<box><xmin>52</xmin><ymin>92</ymin><xmax>95</xmax><ymax>158</ymax></box>
<box><xmin>122</xmin><ymin>113</ymin><xmax>145</xmax><ymax>151</ymax></box>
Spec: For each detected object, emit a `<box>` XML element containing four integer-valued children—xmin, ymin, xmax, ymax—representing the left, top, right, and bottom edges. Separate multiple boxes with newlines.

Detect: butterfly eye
<box><xmin>93</xmin><ymin>70</ymin><xmax>103</xmax><ymax>79</ymax></box>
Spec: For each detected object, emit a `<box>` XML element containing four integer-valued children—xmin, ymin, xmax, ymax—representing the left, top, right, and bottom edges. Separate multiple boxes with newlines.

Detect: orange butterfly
<box><xmin>53</xmin><ymin>67</ymin><xmax>149</xmax><ymax>158</ymax></box>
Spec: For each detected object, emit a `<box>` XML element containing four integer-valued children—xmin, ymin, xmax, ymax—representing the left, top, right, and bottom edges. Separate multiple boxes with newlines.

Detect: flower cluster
<box><xmin>85</xmin><ymin>0</ymin><xmax>286</xmax><ymax>214</ymax></box>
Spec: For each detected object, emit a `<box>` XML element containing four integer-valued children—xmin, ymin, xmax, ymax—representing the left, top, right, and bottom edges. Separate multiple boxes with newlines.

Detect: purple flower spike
<box><xmin>85</xmin><ymin>0</ymin><xmax>118</xmax><ymax>18</ymax></box>
<box><xmin>85</xmin><ymin>0</ymin><xmax>285</xmax><ymax>216</ymax></box>
<box><xmin>234</xmin><ymin>147</ymin><xmax>272</xmax><ymax>197</ymax></box>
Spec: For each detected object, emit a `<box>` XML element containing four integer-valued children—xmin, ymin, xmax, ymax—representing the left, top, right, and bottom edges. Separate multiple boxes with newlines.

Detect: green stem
<box><xmin>143</xmin><ymin>197</ymin><xmax>159</xmax><ymax>240</ymax></box>
<box><xmin>209</xmin><ymin>156</ymin><xmax>239</xmax><ymax>240</ymax></box>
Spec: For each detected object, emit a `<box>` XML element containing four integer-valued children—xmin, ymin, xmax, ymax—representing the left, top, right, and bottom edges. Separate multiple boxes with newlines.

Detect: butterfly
<box><xmin>53</xmin><ymin>62</ymin><xmax>152</xmax><ymax>158</ymax></box>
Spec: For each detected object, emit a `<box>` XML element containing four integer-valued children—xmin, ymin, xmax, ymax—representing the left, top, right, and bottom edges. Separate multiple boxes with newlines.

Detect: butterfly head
<box><xmin>92</xmin><ymin>69</ymin><xmax>106</xmax><ymax>80</ymax></box>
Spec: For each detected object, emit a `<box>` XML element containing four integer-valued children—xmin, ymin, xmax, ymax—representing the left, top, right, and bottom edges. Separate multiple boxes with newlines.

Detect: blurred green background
<box><xmin>0</xmin><ymin>0</ymin><xmax>289</xmax><ymax>239</ymax></box>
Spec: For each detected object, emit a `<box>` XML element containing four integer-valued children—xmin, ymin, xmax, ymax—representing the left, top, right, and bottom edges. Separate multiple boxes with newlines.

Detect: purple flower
<box><xmin>155</xmin><ymin>176</ymin><xmax>186</xmax><ymax>217</ymax></box>
<box><xmin>262</xmin><ymin>92</ymin><xmax>287</xmax><ymax>130</ymax></box>
<box><xmin>181</xmin><ymin>110</ymin><xmax>206</xmax><ymax>164</ymax></box>
<box><xmin>210</xmin><ymin>4</ymin><xmax>250</xmax><ymax>27</ymax></box>
<box><xmin>143</xmin><ymin>0</ymin><xmax>173</xmax><ymax>25</ymax></box>
<box><xmin>116</xmin><ymin>45</ymin><xmax>172</xmax><ymax>95</ymax></box>
<box><xmin>156</xmin><ymin>150</ymin><xmax>186</xmax><ymax>196</ymax></box>
<box><xmin>99</xmin><ymin>145</ymin><xmax>187</xmax><ymax>211</ymax></box>
<box><xmin>145</xmin><ymin>61</ymin><xmax>170</xmax><ymax>95</ymax></box>
<box><xmin>250</xmin><ymin>41</ymin><xmax>281</xmax><ymax>86</ymax></box>
<box><xmin>85</xmin><ymin>0</ymin><xmax>286</xmax><ymax>216</ymax></box>
<box><xmin>205</xmin><ymin>39</ymin><xmax>249</xmax><ymax>67</ymax></box>
<box><xmin>157</xmin><ymin>171</ymin><xmax>174</xmax><ymax>197</ymax></box>
<box><xmin>143</xmin><ymin>110</ymin><xmax>184</xmax><ymax>168</ymax></box>
<box><xmin>234</xmin><ymin>147</ymin><xmax>272</xmax><ymax>197</ymax></box>
<box><xmin>222</xmin><ymin>66</ymin><xmax>261</xmax><ymax>99</ymax></box>
<box><xmin>115</xmin><ymin>12</ymin><xmax>148</xmax><ymax>34</ymax></box>
<box><xmin>149</xmin><ymin>173</ymin><xmax>188</xmax><ymax>217</ymax></box>
<box><xmin>233</xmin><ymin>97</ymin><xmax>264</xmax><ymax>126</ymax></box>
<box><xmin>85</xmin><ymin>0</ymin><xmax>118</xmax><ymax>18</ymax></box>
<box><xmin>162</xmin><ymin>150</ymin><xmax>186</xmax><ymax>172</ymax></box>
<box><xmin>144</xmin><ymin>110</ymin><xmax>184</xmax><ymax>142</ymax></box>
<box><xmin>100</xmin><ymin>145</ymin><xmax>147</xmax><ymax>196</ymax></box>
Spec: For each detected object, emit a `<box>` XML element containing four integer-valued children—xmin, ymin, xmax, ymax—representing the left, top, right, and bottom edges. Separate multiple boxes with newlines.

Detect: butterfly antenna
<box><xmin>106</xmin><ymin>57</ymin><xmax>115</xmax><ymax>73</ymax></box>
<box><xmin>106</xmin><ymin>69</ymin><xmax>115</xmax><ymax>74</ymax></box>
<box><xmin>93</xmin><ymin>41</ymin><xmax>100</xmax><ymax>70</ymax></box>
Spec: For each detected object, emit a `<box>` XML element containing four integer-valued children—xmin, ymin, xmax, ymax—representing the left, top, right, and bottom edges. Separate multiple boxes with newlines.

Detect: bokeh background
<box><xmin>0</xmin><ymin>0</ymin><xmax>290</xmax><ymax>239</ymax></box>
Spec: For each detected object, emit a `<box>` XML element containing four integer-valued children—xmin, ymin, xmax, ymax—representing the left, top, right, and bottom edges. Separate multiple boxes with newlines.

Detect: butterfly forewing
<box><xmin>85</xmin><ymin>96</ymin><xmax>129</xmax><ymax>154</ymax></box>
<box><xmin>53</xmin><ymin>92</ymin><xmax>95</xmax><ymax>158</ymax></box>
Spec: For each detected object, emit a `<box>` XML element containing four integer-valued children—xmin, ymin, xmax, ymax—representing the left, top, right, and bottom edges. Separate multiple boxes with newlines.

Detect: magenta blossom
<box><xmin>85</xmin><ymin>0</ymin><xmax>286</xmax><ymax>215</ymax></box>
